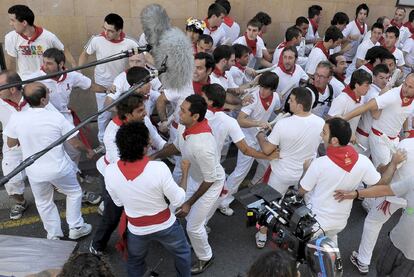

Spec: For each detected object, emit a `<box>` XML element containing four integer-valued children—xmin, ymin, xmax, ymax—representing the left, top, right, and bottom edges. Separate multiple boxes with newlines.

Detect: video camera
<box><xmin>236</xmin><ymin>184</ymin><xmax>343</xmax><ymax>277</ymax></box>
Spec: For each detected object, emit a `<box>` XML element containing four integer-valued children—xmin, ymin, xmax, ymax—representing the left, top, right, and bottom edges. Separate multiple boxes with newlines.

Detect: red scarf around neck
<box><xmin>213</xmin><ymin>67</ymin><xmax>226</xmax><ymax>79</ymax></box>
<box><xmin>20</xmin><ymin>25</ymin><xmax>43</xmax><ymax>44</ymax></box>
<box><xmin>326</xmin><ymin>145</ymin><xmax>359</xmax><ymax>172</ymax></box>
<box><xmin>400</xmin><ymin>88</ymin><xmax>414</xmax><ymax>107</ymax></box>
<box><xmin>406</xmin><ymin>130</ymin><xmax>414</xmax><ymax>138</ymax></box>
<box><xmin>204</xmin><ymin>18</ymin><xmax>218</xmax><ymax>32</ymax></box>
<box><xmin>112</xmin><ymin>116</ymin><xmax>124</xmax><ymax>126</ymax></box>
<box><xmin>404</xmin><ymin>21</ymin><xmax>414</xmax><ymax>34</ymax></box>
<box><xmin>3</xmin><ymin>98</ymin><xmax>27</xmax><ymax>111</ymax></box>
<box><xmin>315</xmin><ymin>41</ymin><xmax>329</xmax><ymax>58</ymax></box>
<box><xmin>364</xmin><ymin>63</ymin><xmax>374</xmax><ymax>72</ymax></box>
<box><xmin>259</xmin><ymin>93</ymin><xmax>274</xmax><ymax>110</ymax></box>
<box><xmin>117</xmin><ymin>156</ymin><xmax>150</xmax><ymax>181</ymax></box>
<box><xmin>343</xmin><ymin>85</ymin><xmax>361</xmax><ymax>103</ymax></box>
<box><xmin>100</xmin><ymin>31</ymin><xmax>125</xmax><ymax>43</ymax></box>
<box><xmin>355</xmin><ymin>20</ymin><xmax>365</xmax><ymax>35</ymax></box>
<box><xmin>235</xmin><ymin>61</ymin><xmax>246</xmax><ymax>72</ymax></box>
<box><xmin>391</xmin><ymin>19</ymin><xmax>403</xmax><ymax>29</ymax></box>
<box><xmin>244</xmin><ymin>33</ymin><xmax>257</xmax><ymax>56</ymax></box>
<box><xmin>192</xmin><ymin>78</ymin><xmax>210</xmax><ymax>95</ymax></box>
<box><xmin>223</xmin><ymin>16</ymin><xmax>234</xmax><ymax>27</ymax></box>
<box><xmin>309</xmin><ymin>18</ymin><xmax>318</xmax><ymax>35</ymax></box>
<box><xmin>182</xmin><ymin>118</ymin><xmax>212</xmax><ymax>139</ymax></box>
<box><xmin>335</xmin><ymin>73</ymin><xmax>346</xmax><ymax>83</ymax></box>
<box><xmin>278</xmin><ymin>60</ymin><xmax>295</xmax><ymax>76</ymax></box>
<box><xmin>41</xmin><ymin>66</ymin><xmax>67</xmax><ymax>83</ymax></box>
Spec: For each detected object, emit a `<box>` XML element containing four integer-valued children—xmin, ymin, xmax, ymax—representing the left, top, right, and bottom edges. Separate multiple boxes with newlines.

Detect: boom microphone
<box><xmin>140</xmin><ymin>4</ymin><xmax>194</xmax><ymax>90</ymax></box>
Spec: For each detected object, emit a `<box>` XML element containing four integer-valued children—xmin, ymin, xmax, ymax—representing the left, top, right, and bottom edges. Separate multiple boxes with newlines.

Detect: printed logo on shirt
<box><xmin>19</xmin><ymin>45</ymin><xmax>44</xmax><ymax>56</ymax></box>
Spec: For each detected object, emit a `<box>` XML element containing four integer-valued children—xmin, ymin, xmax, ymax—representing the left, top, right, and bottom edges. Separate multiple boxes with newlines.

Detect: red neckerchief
<box><xmin>309</xmin><ymin>18</ymin><xmax>318</xmax><ymax>35</ymax></box>
<box><xmin>3</xmin><ymin>98</ymin><xmax>27</xmax><ymax>111</ymax></box>
<box><xmin>378</xmin><ymin>36</ymin><xmax>385</xmax><ymax>45</ymax></box>
<box><xmin>343</xmin><ymin>85</ymin><xmax>361</xmax><ymax>103</ymax></box>
<box><xmin>223</xmin><ymin>16</ymin><xmax>234</xmax><ymax>27</ymax></box>
<box><xmin>117</xmin><ymin>156</ymin><xmax>149</xmax><ymax>181</ymax></box>
<box><xmin>244</xmin><ymin>33</ymin><xmax>257</xmax><ymax>56</ymax></box>
<box><xmin>19</xmin><ymin>26</ymin><xmax>43</xmax><ymax>44</ymax></box>
<box><xmin>355</xmin><ymin>20</ymin><xmax>365</xmax><ymax>35</ymax></box>
<box><xmin>41</xmin><ymin>66</ymin><xmax>68</xmax><ymax>83</ymax></box>
<box><xmin>335</xmin><ymin>73</ymin><xmax>346</xmax><ymax>84</ymax></box>
<box><xmin>182</xmin><ymin>118</ymin><xmax>212</xmax><ymax>139</ymax></box>
<box><xmin>365</xmin><ymin>63</ymin><xmax>374</xmax><ymax>72</ymax></box>
<box><xmin>204</xmin><ymin>18</ymin><xmax>218</xmax><ymax>32</ymax></box>
<box><xmin>406</xmin><ymin>130</ymin><xmax>414</xmax><ymax>138</ymax></box>
<box><xmin>112</xmin><ymin>116</ymin><xmax>124</xmax><ymax>126</ymax></box>
<box><xmin>278</xmin><ymin>61</ymin><xmax>295</xmax><ymax>76</ymax></box>
<box><xmin>400</xmin><ymin>88</ymin><xmax>414</xmax><ymax>107</ymax></box>
<box><xmin>315</xmin><ymin>41</ymin><xmax>329</xmax><ymax>58</ymax></box>
<box><xmin>99</xmin><ymin>31</ymin><xmax>125</xmax><ymax>43</ymax></box>
<box><xmin>235</xmin><ymin>61</ymin><xmax>246</xmax><ymax>72</ymax></box>
<box><xmin>259</xmin><ymin>93</ymin><xmax>274</xmax><ymax>110</ymax></box>
<box><xmin>192</xmin><ymin>78</ymin><xmax>210</xmax><ymax>95</ymax></box>
<box><xmin>326</xmin><ymin>145</ymin><xmax>359</xmax><ymax>172</ymax></box>
<box><xmin>404</xmin><ymin>21</ymin><xmax>414</xmax><ymax>34</ymax></box>
<box><xmin>208</xmin><ymin>106</ymin><xmax>224</xmax><ymax>113</ymax></box>
<box><xmin>387</xmin><ymin>46</ymin><xmax>396</xmax><ymax>54</ymax></box>
<box><xmin>277</xmin><ymin>41</ymin><xmax>288</xmax><ymax>49</ymax></box>
<box><xmin>391</xmin><ymin>19</ymin><xmax>403</xmax><ymax>29</ymax></box>
<box><xmin>317</xmin><ymin>85</ymin><xmax>327</xmax><ymax>94</ymax></box>
<box><xmin>213</xmin><ymin>67</ymin><xmax>227</xmax><ymax>79</ymax></box>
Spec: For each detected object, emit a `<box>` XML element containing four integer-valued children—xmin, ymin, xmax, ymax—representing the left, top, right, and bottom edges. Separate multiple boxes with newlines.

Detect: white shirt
<box><xmin>84</xmin><ymin>34</ymin><xmax>139</xmax><ymax>87</ymax></box>
<box><xmin>391</xmin><ymin>47</ymin><xmax>406</xmax><ymax>67</ymax></box>
<box><xmin>305</xmin><ymin>20</ymin><xmax>320</xmax><ymax>54</ymax></box>
<box><xmin>221</xmin><ymin>18</ymin><xmax>240</xmax><ymax>43</ymax></box>
<box><xmin>174</xmin><ymin>123</ymin><xmax>225</xmax><ymax>185</ymax></box>
<box><xmin>210</xmin><ymin>71</ymin><xmax>238</xmax><ymax>90</ymax></box>
<box><xmin>105</xmin><ymin>160</ymin><xmax>185</xmax><ymax>235</ymax></box>
<box><xmin>305</xmin><ymin>47</ymin><xmax>329</xmax><ymax>75</ymax></box>
<box><xmin>4</xmin><ymin>107</ymin><xmax>77</xmax><ymax>182</ymax></box>
<box><xmin>350</xmin><ymin>39</ymin><xmax>379</xmax><ymax>73</ymax></box>
<box><xmin>203</xmin><ymin>24</ymin><xmax>227</xmax><ymax>47</ymax></box>
<box><xmin>402</xmin><ymin>37</ymin><xmax>414</xmax><ymax>67</ymax></box>
<box><xmin>4</xmin><ymin>28</ymin><xmax>64</xmax><ymax>81</ymax></box>
<box><xmin>357</xmin><ymin>84</ymin><xmax>381</xmax><ymax>134</ymax></box>
<box><xmin>330</xmin><ymin>77</ymin><xmax>346</xmax><ymax>98</ymax></box>
<box><xmin>241</xmin><ymin>88</ymin><xmax>281</xmax><ymax>143</ymax></box>
<box><xmin>342</xmin><ymin>20</ymin><xmax>367</xmax><ymax>62</ymax></box>
<box><xmin>373</xmin><ymin>86</ymin><xmax>414</xmax><ymax>137</ymax></box>
<box><xmin>328</xmin><ymin>91</ymin><xmax>364</xmax><ymax>134</ymax></box>
<box><xmin>301</xmin><ymin>153</ymin><xmax>381</xmax><ymax>230</ymax></box>
<box><xmin>312</xmin><ymin>86</ymin><xmax>331</xmax><ymax>118</ymax></box>
<box><xmin>163</xmin><ymin>82</ymin><xmax>194</xmax><ymax>125</ymax></box>
<box><xmin>205</xmin><ymin>110</ymin><xmax>245</xmax><ymax>153</ymax></box>
<box><xmin>228</xmin><ymin>66</ymin><xmax>251</xmax><ymax>86</ymax></box>
<box><xmin>272</xmin><ymin>65</ymin><xmax>308</xmax><ymax>103</ymax></box>
<box><xmin>233</xmin><ymin>36</ymin><xmax>265</xmax><ymax>68</ymax></box>
<box><xmin>268</xmin><ymin>114</ymin><xmax>324</xmax><ymax>187</ymax></box>
<box><xmin>397</xmin><ymin>25</ymin><xmax>411</xmax><ymax>49</ymax></box>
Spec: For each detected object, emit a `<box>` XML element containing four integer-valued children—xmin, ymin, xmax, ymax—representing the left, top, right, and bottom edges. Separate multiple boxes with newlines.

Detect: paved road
<box><xmin>0</xmin><ymin>148</ymin><xmax>401</xmax><ymax>277</ymax></box>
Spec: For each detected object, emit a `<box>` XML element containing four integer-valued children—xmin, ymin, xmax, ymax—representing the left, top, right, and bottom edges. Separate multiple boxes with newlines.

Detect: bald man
<box><xmin>4</xmin><ymin>82</ymin><xmax>94</xmax><ymax>240</ymax></box>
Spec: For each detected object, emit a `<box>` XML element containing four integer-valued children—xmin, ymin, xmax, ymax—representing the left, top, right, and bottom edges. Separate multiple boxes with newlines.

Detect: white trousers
<box><xmin>355</xmin><ymin>132</ymin><xmax>370</xmax><ymax>157</ymax></box>
<box><xmin>96</xmin><ymin>93</ymin><xmax>112</xmax><ymax>143</ymax></box>
<box><xmin>368</xmin><ymin>131</ymin><xmax>398</xmax><ymax>167</ymax></box>
<box><xmin>185</xmin><ymin>178</ymin><xmax>223</xmax><ymax>261</ymax></box>
<box><xmin>29</xmin><ymin>170</ymin><xmax>84</xmax><ymax>239</ymax></box>
<box><xmin>220</xmin><ymin>146</ymin><xmax>269</xmax><ymax>208</ymax></box>
<box><xmin>312</xmin><ymin>227</ymin><xmax>342</xmax><ymax>247</ymax></box>
<box><xmin>357</xmin><ymin>197</ymin><xmax>403</xmax><ymax>265</ymax></box>
<box><xmin>2</xmin><ymin>151</ymin><xmax>25</xmax><ymax>196</ymax></box>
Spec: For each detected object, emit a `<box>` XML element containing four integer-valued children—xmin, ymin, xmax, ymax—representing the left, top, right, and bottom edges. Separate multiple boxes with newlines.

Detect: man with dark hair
<box><xmin>229</xmin><ymin>44</ymin><xmax>254</xmax><ymax>86</ymax></box>
<box><xmin>5</xmin><ymin>4</ymin><xmax>76</xmax><ymax>80</ymax></box>
<box><xmin>359</xmin><ymin>46</ymin><xmax>393</xmax><ymax>76</ymax></box>
<box><xmin>298</xmin><ymin>117</ymin><xmax>403</xmax><ymax>246</ymax></box>
<box><xmin>391</xmin><ymin>7</ymin><xmax>410</xmax><ymax>48</ymax></box>
<box><xmin>329</xmin><ymin>53</ymin><xmax>347</xmax><ymax>96</ymax></box>
<box><xmin>342</xmin><ymin>4</ymin><xmax>369</xmax><ymax>65</ymax></box>
<box><xmin>0</xmin><ymin>70</ymin><xmax>29</xmax><ymax>219</ymax></box>
<box><xmin>215</xmin><ymin>0</ymin><xmax>240</xmax><ymax>43</ymax></box>
<box><xmin>403</xmin><ymin>9</ymin><xmax>414</xmax><ymax>34</ymax></box>
<box><xmin>247</xmin><ymin>249</ymin><xmax>299</xmax><ymax>277</ymax></box>
<box><xmin>384</xmin><ymin>26</ymin><xmax>406</xmax><ymax>69</ymax></box>
<box><xmin>295</xmin><ymin>16</ymin><xmax>310</xmax><ymax>65</ymax></box>
<box><xmin>305</xmin><ymin>5</ymin><xmax>323</xmax><ymax>55</ymax></box>
<box><xmin>253</xmin><ymin>12</ymin><xmax>272</xmax><ymax>37</ymax></box>
<box><xmin>105</xmin><ymin>121</ymin><xmax>191</xmax><ymax>277</ymax></box>
<box><xmin>79</xmin><ymin>13</ymin><xmax>139</xmax><ymax>144</ymax></box>
<box><xmin>233</xmin><ymin>19</ymin><xmax>273</xmax><ymax>68</ymax></box>
<box><xmin>331</xmin><ymin>12</ymin><xmax>350</xmax><ymax>30</ymax></box>
<box><xmin>203</xmin><ymin>3</ymin><xmax>227</xmax><ymax>47</ymax></box>
<box><xmin>272</xmin><ymin>26</ymin><xmax>303</xmax><ymax>66</ymax></box>
<box><xmin>152</xmin><ymin>94</ymin><xmax>225</xmax><ymax>274</ymax></box>
<box><xmin>309</xmin><ymin>61</ymin><xmax>335</xmax><ymax>118</ymax></box>
<box><xmin>328</xmin><ymin>69</ymin><xmax>372</xmax><ymax>135</ymax></box>
<box><xmin>4</xmin><ymin>82</ymin><xmax>93</xmax><ymax>240</ymax></box>
<box><xmin>306</xmin><ymin>26</ymin><xmax>343</xmax><ymax>76</ymax></box>
<box><xmin>196</xmin><ymin>34</ymin><xmax>213</xmax><ymax>54</ymax></box>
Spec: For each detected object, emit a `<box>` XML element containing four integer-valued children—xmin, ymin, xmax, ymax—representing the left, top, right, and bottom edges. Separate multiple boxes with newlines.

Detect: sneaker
<box><xmin>89</xmin><ymin>241</ymin><xmax>103</xmax><ymax>256</ymax></box>
<box><xmin>255</xmin><ymin>231</ymin><xmax>267</xmax><ymax>249</ymax></box>
<box><xmin>82</xmin><ymin>191</ymin><xmax>102</xmax><ymax>205</ymax></box>
<box><xmin>49</xmin><ymin>236</ymin><xmax>61</xmax><ymax>240</ymax></box>
<box><xmin>10</xmin><ymin>201</ymin><xmax>27</xmax><ymax>220</ymax></box>
<box><xmin>69</xmin><ymin>223</ymin><xmax>92</xmax><ymax>240</ymax></box>
<box><xmin>97</xmin><ymin>201</ymin><xmax>104</xmax><ymax>216</ymax></box>
<box><xmin>350</xmin><ymin>251</ymin><xmax>369</xmax><ymax>275</ymax></box>
<box><xmin>191</xmin><ymin>255</ymin><xmax>214</xmax><ymax>275</ymax></box>
<box><xmin>219</xmin><ymin>206</ymin><xmax>234</xmax><ymax>216</ymax></box>
<box><xmin>205</xmin><ymin>225</ymin><xmax>211</xmax><ymax>234</ymax></box>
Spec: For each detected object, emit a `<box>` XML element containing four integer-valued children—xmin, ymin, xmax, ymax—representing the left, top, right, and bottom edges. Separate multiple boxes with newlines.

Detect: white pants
<box><xmin>312</xmin><ymin>227</ymin><xmax>342</xmax><ymax>247</ymax></box>
<box><xmin>368</xmin><ymin>132</ymin><xmax>398</xmax><ymax>167</ymax></box>
<box><xmin>357</xmin><ymin>197</ymin><xmax>404</xmax><ymax>265</ymax></box>
<box><xmin>355</xmin><ymin>132</ymin><xmax>370</xmax><ymax>157</ymax></box>
<box><xmin>96</xmin><ymin>93</ymin><xmax>112</xmax><ymax>143</ymax></box>
<box><xmin>29</xmin><ymin>170</ymin><xmax>84</xmax><ymax>239</ymax></box>
<box><xmin>2</xmin><ymin>151</ymin><xmax>26</xmax><ymax>196</ymax></box>
<box><xmin>185</xmin><ymin>178</ymin><xmax>223</xmax><ymax>261</ymax></box>
<box><xmin>220</xmin><ymin>146</ymin><xmax>269</xmax><ymax>208</ymax></box>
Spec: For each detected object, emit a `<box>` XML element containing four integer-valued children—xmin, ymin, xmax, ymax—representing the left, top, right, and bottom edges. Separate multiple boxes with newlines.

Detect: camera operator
<box><xmin>298</xmin><ymin>117</ymin><xmax>406</xmax><ymax>245</ymax></box>
<box><xmin>246</xmin><ymin>249</ymin><xmax>300</xmax><ymax>277</ymax></box>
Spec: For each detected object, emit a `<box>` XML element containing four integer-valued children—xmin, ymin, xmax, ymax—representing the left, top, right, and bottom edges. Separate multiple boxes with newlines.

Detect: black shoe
<box><xmin>191</xmin><ymin>255</ymin><xmax>214</xmax><ymax>275</ymax></box>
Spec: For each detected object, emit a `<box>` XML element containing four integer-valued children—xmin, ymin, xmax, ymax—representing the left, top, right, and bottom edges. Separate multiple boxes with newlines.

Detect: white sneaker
<box><xmin>219</xmin><ymin>206</ymin><xmax>234</xmax><ymax>216</ymax></box>
<box><xmin>69</xmin><ymin>223</ymin><xmax>92</xmax><ymax>240</ymax></box>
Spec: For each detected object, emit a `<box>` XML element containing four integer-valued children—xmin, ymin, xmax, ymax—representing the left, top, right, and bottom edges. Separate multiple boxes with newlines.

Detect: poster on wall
<box><xmin>397</xmin><ymin>0</ymin><xmax>414</xmax><ymax>7</ymax></box>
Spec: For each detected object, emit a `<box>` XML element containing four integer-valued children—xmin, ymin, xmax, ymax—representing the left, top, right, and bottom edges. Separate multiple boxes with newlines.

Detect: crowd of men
<box><xmin>1</xmin><ymin>2</ymin><xmax>414</xmax><ymax>276</ymax></box>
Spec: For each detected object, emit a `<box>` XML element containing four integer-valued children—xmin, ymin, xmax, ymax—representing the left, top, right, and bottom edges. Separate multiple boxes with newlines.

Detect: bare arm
<box><xmin>259</xmin><ymin>57</ymin><xmax>273</xmax><ymax>68</ymax></box>
<box><xmin>90</xmin><ymin>82</ymin><xmax>107</xmax><ymax>93</ymax></box>
<box><xmin>4</xmin><ymin>54</ymin><xmax>16</xmax><ymax>71</ymax></box>
<box><xmin>150</xmin><ymin>143</ymin><xmax>180</xmax><ymax>160</ymax></box>
<box><xmin>237</xmin><ymin>111</ymin><xmax>271</xmax><ymax>130</ymax></box>
<box><xmin>256</xmin><ymin>131</ymin><xmax>278</xmax><ymax>155</ymax></box>
<box><xmin>343</xmin><ymin>98</ymin><xmax>378</xmax><ymax>121</ymax></box>
<box><xmin>156</xmin><ymin>92</ymin><xmax>169</xmax><ymax>122</ymax></box>
<box><xmin>78</xmin><ymin>50</ymin><xmax>90</xmax><ymax>68</ymax></box>
<box><xmin>356</xmin><ymin>58</ymin><xmax>365</xmax><ymax>69</ymax></box>
<box><xmin>180</xmin><ymin>160</ymin><xmax>190</xmax><ymax>191</ymax></box>
<box><xmin>236</xmin><ymin>138</ymin><xmax>279</xmax><ymax>160</ymax></box>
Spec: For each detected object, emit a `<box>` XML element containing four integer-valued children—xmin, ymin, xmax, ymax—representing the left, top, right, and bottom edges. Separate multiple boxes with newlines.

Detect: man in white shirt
<box><xmin>306</xmin><ymin>26</ymin><xmax>344</xmax><ymax>76</ymax></box>
<box><xmin>4</xmin><ymin>82</ymin><xmax>94</xmax><ymax>240</ymax></box>
<box><xmin>78</xmin><ymin>13</ymin><xmax>139</xmax><ymax>143</ymax></box>
<box><xmin>309</xmin><ymin>61</ymin><xmax>335</xmax><ymax>118</ymax></box>
<box><xmin>295</xmin><ymin>16</ymin><xmax>310</xmax><ymax>67</ymax></box>
<box><xmin>299</xmin><ymin>117</ymin><xmax>402</xmax><ymax>245</ymax></box>
<box><xmin>215</xmin><ymin>0</ymin><xmax>240</xmax><ymax>43</ymax></box>
<box><xmin>0</xmin><ymin>71</ymin><xmax>29</xmax><ymax>220</ymax></box>
<box><xmin>203</xmin><ymin>3</ymin><xmax>227</xmax><ymax>47</ymax></box>
<box><xmin>402</xmin><ymin>27</ymin><xmax>414</xmax><ymax>76</ymax></box>
<box><xmin>229</xmin><ymin>44</ymin><xmax>254</xmax><ymax>86</ymax></box>
<box><xmin>4</xmin><ymin>5</ymin><xmax>76</xmax><ymax>80</ymax></box>
<box><xmin>383</xmin><ymin>26</ymin><xmax>406</xmax><ymax>70</ymax></box>
<box><xmin>329</xmin><ymin>53</ymin><xmax>348</xmax><ymax>97</ymax></box>
<box><xmin>151</xmin><ymin>95</ymin><xmax>225</xmax><ymax>274</ymax></box>
<box><xmin>305</xmin><ymin>5</ymin><xmax>323</xmax><ymax>55</ymax></box>
<box><xmin>272</xmin><ymin>26</ymin><xmax>303</xmax><ymax>66</ymax></box>
<box><xmin>105</xmin><ymin>121</ymin><xmax>191</xmax><ymax>277</ymax></box>
<box><xmin>390</xmin><ymin>7</ymin><xmax>411</xmax><ymax>49</ymax></box>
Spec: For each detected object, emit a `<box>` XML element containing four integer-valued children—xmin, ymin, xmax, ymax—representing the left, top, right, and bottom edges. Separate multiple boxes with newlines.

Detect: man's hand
<box><xmin>181</xmin><ymin>159</ymin><xmax>191</xmax><ymax>173</ymax></box>
<box><xmin>258</xmin><ymin>121</ymin><xmax>272</xmax><ymax>132</ymax></box>
<box><xmin>333</xmin><ymin>190</ymin><xmax>357</xmax><ymax>202</ymax></box>
<box><xmin>241</xmin><ymin>94</ymin><xmax>254</xmax><ymax>106</ymax></box>
<box><xmin>245</xmin><ymin>67</ymin><xmax>257</xmax><ymax>77</ymax></box>
<box><xmin>175</xmin><ymin>202</ymin><xmax>191</xmax><ymax>218</ymax></box>
<box><xmin>265</xmin><ymin>149</ymin><xmax>280</xmax><ymax>160</ymax></box>
<box><xmin>391</xmin><ymin>149</ymin><xmax>407</xmax><ymax>166</ymax></box>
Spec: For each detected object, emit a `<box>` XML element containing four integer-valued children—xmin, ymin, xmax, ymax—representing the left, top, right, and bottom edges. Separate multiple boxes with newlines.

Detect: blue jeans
<box><xmin>127</xmin><ymin>220</ymin><xmax>191</xmax><ymax>277</ymax></box>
